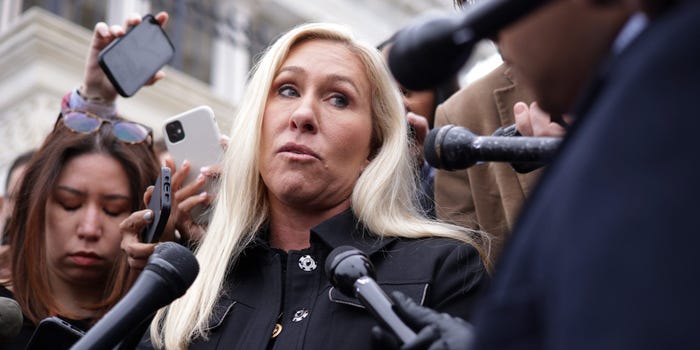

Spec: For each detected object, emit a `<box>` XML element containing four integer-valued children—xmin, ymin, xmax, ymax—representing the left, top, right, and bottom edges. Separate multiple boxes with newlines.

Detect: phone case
<box><xmin>98</xmin><ymin>14</ymin><xmax>175</xmax><ymax>97</ymax></box>
<box><xmin>163</xmin><ymin>106</ymin><xmax>224</xmax><ymax>225</ymax></box>
<box><xmin>141</xmin><ymin>167</ymin><xmax>172</xmax><ymax>243</ymax></box>
<box><xmin>26</xmin><ymin>316</ymin><xmax>85</xmax><ymax>350</ymax></box>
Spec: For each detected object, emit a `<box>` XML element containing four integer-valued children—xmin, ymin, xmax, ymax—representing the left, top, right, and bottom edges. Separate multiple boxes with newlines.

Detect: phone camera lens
<box><xmin>166</xmin><ymin>121</ymin><xmax>185</xmax><ymax>143</ymax></box>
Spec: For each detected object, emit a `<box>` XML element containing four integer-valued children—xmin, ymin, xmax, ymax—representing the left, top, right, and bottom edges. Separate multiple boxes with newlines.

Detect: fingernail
<box><xmin>514</xmin><ymin>103</ymin><xmax>527</xmax><ymax>114</ymax></box>
<box><xmin>199</xmin><ymin>192</ymin><xmax>207</xmax><ymax>198</ymax></box>
<box><xmin>182</xmin><ymin>160</ymin><xmax>190</xmax><ymax>167</ymax></box>
<box><xmin>144</xmin><ymin>211</ymin><xmax>153</xmax><ymax>220</ymax></box>
<box><xmin>200</xmin><ymin>166</ymin><xmax>210</xmax><ymax>174</ymax></box>
<box><xmin>196</xmin><ymin>174</ymin><xmax>205</xmax><ymax>182</ymax></box>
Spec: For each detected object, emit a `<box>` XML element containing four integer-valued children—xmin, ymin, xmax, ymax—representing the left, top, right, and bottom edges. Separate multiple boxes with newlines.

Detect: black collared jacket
<box><xmin>142</xmin><ymin>209</ymin><xmax>488</xmax><ymax>349</ymax></box>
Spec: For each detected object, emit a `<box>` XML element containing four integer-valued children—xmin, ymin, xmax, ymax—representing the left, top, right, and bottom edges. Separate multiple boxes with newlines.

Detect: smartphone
<box><xmin>98</xmin><ymin>14</ymin><xmax>175</xmax><ymax>97</ymax></box>
<box><xmin>26</xmin><ymin>316</ymin><xmax>85</xmax><ymax>350</ymax></box>
<box><xmin>163</xmin><ymin>106</ymin><xmax>224</xmax><ymax>225</ymax></box>
<box><xmin>141</xmin><ymin>167</ymin><xmax>172</xmax><ymax>243</ymax></box>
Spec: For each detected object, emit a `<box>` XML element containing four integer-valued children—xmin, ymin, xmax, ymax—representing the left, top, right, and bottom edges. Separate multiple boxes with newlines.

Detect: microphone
<box><xmin>71</xmin><ymin>242</ymin><xmax>199</xmax><ymax>350</ymax></box>
<box><xmin>388</xmin><ymin>0</ymin><xmax>551</xmax><ymax>90</ymax></box>
<box><xmin>425</xmin><ymin>125</ymin><xmax>562</xmax><ymax>170</ymax></box>
<box><xmin>0</xmin><ymin>297</ymin><xmax>23</xmax><ymax>343</ymax></box>
<box><xmin>325</xmin><ymin>246</ymin><xmax>416</xmax><ymax>344</ymax></box>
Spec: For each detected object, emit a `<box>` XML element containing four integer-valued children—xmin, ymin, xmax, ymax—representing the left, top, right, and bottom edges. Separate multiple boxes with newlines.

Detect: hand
<box><xmin>81</xmin><ymin>12</ymin><xmax>169</xmax><ymax>104</ymax></box>
<box><xmin>371</xmin><ymin>291</ymin><xmax>474</xmax><ymax>350</ymax></box>
<box><xmin>407</xmin><ymin>112</ymin><xmax>430</xmax><ymax>166</ymax></box>
<box><xmin>119</xmin><ymin>191</ymin><xmax>158</xmax><ymax>271</ymax></box>
<box><xmin>165</xmin><ymin>157</ymin><xmax>220</xmax><ymax>244</ymax></box>
<box><xmin>513</xmin><ymin>101</ymin><xmax>570</xmax><ymax>137</ymax></box>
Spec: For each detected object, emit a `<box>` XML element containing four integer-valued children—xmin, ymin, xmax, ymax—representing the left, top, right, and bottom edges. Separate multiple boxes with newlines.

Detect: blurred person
<box><xmin>0</xmin><ymin>150</ymin><xmax>34</xmax><ymax>284</ymax></box>
<box><xmin>378</xmin><ymin>35</ymin><xmax>460</xmax><ymax>218</ymax></box>
<box><xmin>0</xmin><ymin>13</ymin><xmax>166</xmax><ymax>349</ymax></box>
<box><xmin>120</xmin><ymin>22</ymin><xmax>490</xmax><ymax>350</ymax></box>
<box><xmin>375</xmin><ymin>0</ymin><xmax>700</xmax><ymax>349</ymax></box>
<box><xmin>0</xmin><ymin>150</ymin><xmax>34</xmax><ymax>239</ymax></box>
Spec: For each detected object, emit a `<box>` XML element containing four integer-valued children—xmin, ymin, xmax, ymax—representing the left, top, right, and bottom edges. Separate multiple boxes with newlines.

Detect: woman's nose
<box><xmin>77</xmin><ymin>205</ymin><xmax>102</xmax><ymax>240</ymax></box>
<box><xmin>289</xmin><ymin>97</ymin><xmax>318</xmax><ymax>133</ymax></box>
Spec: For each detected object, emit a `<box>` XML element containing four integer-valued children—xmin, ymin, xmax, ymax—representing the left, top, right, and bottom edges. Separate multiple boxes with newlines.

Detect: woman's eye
<box><xmin>61</xmin><ymin>203</ymin><xmax>81</xmax><ymax>212</ymax></box>
<box><xmin>57</xmin><ymin>198</ymin><xmax>81</xmax><ymax>212</ymax></box>
<box><xmin>279</xmin><ymin>85</ymin><xmax>299</xmax><ymax>98</ymax></box>
<box><xmin>103</xmin><ymin>208</ymin><xmax>126</xmax><ymax>217</ymax></box>
<box><xmin>330</xmin><ymin>94</ymin><xmax>349</xmax><ymax>108</ymax></box>
<box><xmin>104</xmin><ymin>204</ymin><xmax>130</xmax><ymax>217</ymax></box>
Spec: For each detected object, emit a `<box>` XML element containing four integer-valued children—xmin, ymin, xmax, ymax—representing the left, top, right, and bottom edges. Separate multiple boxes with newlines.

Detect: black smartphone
<box><xmin>140</xmin><ymin>166</ymin><xmax>172</xmax><ymax>243</ymax></box>
<box><xmin>98</xmin><ymin>14</ymin><xmax>175</xmax><ymax>97</ymax></box>
<box><xmin>26</xmin><ymin>316</ymin><xmax>85</xmax><ymax>350</ymax></box>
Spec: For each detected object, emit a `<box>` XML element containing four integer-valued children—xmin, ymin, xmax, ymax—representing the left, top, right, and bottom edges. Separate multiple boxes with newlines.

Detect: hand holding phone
<box><xmin>141</xmin><ymin>167</ymin><xmax>172</xmax><ymax>243</ymax></box>
<box><xmin>163</xmin><ymin>106</ymin><xmax>224</xmax><ymax>226</ymax></box>
<box><xmin>98</xmin><ymin>14</ymin><xmax>174</xmax><ymax>97</ymax></box>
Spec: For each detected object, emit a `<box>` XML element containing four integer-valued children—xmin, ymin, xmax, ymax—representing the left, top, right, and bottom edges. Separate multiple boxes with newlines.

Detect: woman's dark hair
<box><xmin>5</xmin><ymin>116</ymin><xmax>159</xmax><ymax>324</ymax></box>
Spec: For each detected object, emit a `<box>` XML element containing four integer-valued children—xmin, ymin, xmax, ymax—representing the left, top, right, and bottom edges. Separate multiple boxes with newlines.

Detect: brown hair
<box><xmin>5</xmin><ymin>116</ymin><xmax>159</xmax><ymax>325</ymax></box>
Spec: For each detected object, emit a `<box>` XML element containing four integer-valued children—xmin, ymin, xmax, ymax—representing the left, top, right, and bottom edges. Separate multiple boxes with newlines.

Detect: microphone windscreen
<box><xmin>0</xmin><ymin>297</ymin><xmax>23</xmax><ymax>342</ymax></box>
<box><xmin>146</xmin><ymin>242</ymin><xmax>199</xmax><ymax>298</ymax></box>
<box><xmin>325</xmin><ymin>246</ymin><xmax>375</xmax><ymax>297</ymax></box>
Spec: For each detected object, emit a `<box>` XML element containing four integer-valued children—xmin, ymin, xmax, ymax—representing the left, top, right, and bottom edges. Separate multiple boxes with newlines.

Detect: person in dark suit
<box><xmin>375</xmin><ymin>0</ymin><xmax>700</xmax><ymax>348</ymax></box>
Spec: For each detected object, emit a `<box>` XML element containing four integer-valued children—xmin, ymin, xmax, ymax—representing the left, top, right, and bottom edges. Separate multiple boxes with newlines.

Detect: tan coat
<box><xmin>434</xmin><ymin>63</ymin><xmax>542</xmax><ymax>258</ymax></box>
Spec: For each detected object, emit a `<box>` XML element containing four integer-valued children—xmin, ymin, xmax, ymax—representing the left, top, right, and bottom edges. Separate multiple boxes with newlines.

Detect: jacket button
<box><xmin>292</xmin><ymin>309</ymin><xmax>309</xmax><ymax>322</ymax></box>
<box><xmin>298</xmin><ymin>255</ymin><xmax>317</xmax><ymax>271</ymax></box>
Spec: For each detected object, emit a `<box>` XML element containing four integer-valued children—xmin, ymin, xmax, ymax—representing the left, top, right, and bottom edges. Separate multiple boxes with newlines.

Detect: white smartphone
<box><xmin>163</xmin><ymin>106</ymin><xmax>224</xmax><ymax>225</ymax></box>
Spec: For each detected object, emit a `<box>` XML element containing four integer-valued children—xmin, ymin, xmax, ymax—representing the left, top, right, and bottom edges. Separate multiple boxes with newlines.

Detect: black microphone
<box><xmin>425</xmin><ymin>124</ymin><xmax>562</xmax><ymax>170</ymax></box>
<box><xmin>388</xmin><ymin>0</ymin><xmax>551</xmax><ymax>90</ymax></box>
<box><xmin>0</xmin><ymin>297</ymin><xmax>23</xmax><ymax>343</ymax></box>
<box><xmin>71</xmin><ymin>242</ymin><xmax>199</xmax><ymax>350</ymax></box>
<box><xmin>325</xmin><ymin>246</ymin><xmax>416</xmax><ymax>344</ymax></box>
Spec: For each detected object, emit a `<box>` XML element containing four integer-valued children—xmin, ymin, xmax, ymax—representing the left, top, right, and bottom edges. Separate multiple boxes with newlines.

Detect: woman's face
<box><xmin>259</xmin><ymin>39</ymin><xmax>373</xmax><ymax>212</ymax></box>
<box><xmin>44</xmin><ymin>153</ymin><xmax>131</xmax><ymax>287</ymax></box>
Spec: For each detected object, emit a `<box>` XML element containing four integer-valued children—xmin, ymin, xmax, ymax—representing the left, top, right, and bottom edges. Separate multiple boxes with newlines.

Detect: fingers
<box><xmin>142</xmin><ymin>185</ymin><xmax>154</xmax><ymax>206</ymax></box>
<box><xmin>391</xmin><ymin>291</ymin><xmax>444</xmax><ymax>329</ymax></box>
<box><xmin>406</xmin><ymin>112</ymin><xmax>430</xmax><ymax>146</ymax></box>
<box><xmin>93</xmin><ymin>22</ymin><xmax>112</xmax><ymax>41</ymax></box>
<box><xmin>529</xmin><ymin>102</ymin><xmax>567</xmax><ymax>137</ymax></box>
<box><xmin>120</xmin><ymin>209</ymin><xmax>152</xmax><ymax>239</ymax></box>
<box><xmin>514</xmin><ymin>102</ymin><xmax>567</xmax><ymax>138</ymax></box>
<box><xmin>220</xmin><ymin>135</ymin><xmax>231</xmax><ymax>149</ymax></box>
<box><xmin>404</xmin><ymin>325</ymin><xmax>440</xmax><ymax>350</ymax></box>
<box><xmin>513</xmin><ymin>101</ymin><xmax>533</xmax><ymax>136</ymax></box>
<box><xmin>154</xmin><ymin>11</ymin><xmax>169</xmax><ymax>27</ymax></box>
<box><xmin>120</xmin><ymin>209</ymin><xmax>157</xmax><ymax>270</ymax></box>
<box><xmin>144</xmin><ymin>70</ymin><xmax>166</xmax><ymax>86</ymax></box>
<box><xmin>169</xmin><ymin>160</ymin><xmax>192</xmax><ymax>201</ymax></box>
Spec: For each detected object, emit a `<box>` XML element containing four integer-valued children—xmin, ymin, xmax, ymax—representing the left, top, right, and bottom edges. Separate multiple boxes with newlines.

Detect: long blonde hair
<box><xmin>151</xmin><ymin>22</ymin><xmax>490</xmax><ymax>349</ymax></box>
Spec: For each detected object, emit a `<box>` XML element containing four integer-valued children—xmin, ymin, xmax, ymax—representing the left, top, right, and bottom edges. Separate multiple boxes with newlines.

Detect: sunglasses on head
<box><xmin>56</xmin><ymin>110</ymin><xmax>153</xmax><ymax>146</ymax></box>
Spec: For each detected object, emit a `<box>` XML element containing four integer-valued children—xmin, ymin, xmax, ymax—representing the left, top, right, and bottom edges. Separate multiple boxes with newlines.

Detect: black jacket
<box><xmin>141</xmin><ymin>209</ymin><xmax>488</xmax><ymax>349</ymax></box>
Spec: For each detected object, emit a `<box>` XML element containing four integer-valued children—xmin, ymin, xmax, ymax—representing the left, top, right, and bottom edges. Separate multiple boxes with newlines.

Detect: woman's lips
<box><xmin>278</xmin><ymin>143</ymin><xmax>320</xmax><ymax>160</ymax></box>
<box><xmin>69</xmin><ymin>252</ymin><xmax>102</xmax><ymax>266</ymax></box>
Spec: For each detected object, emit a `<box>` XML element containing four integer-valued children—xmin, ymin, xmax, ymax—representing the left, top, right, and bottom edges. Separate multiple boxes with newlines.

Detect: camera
<box><xmin>165</xmin><ymin>120</ymin><xmax>185</xmax><ymax>143</ymax></box>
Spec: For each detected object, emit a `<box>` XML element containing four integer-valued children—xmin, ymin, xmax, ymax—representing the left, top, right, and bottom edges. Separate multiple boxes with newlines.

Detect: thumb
<box><xmin>391</xmin><ymin>291</ymin><xmax>444</xmax><ymax>330</ymax></box>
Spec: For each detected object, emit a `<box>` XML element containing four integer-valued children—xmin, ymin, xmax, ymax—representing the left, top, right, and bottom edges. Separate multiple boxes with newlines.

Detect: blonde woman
<box><xmin>123</xmin><ymin>22</ymin><xmax>490</xmax><ymax>350</ymax></box>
